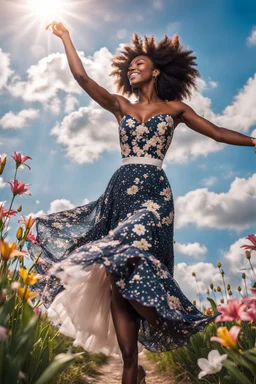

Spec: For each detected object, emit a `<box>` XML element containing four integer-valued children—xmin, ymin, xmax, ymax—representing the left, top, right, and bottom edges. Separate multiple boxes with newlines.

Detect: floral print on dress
<box><xmin>27</xmin><ymin>114</ymin><xmax>221</xmax><ymax>354</ymax></box>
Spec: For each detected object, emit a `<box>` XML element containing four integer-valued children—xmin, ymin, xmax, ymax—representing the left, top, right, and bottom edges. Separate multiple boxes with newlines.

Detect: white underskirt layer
<box><xmin>48</xmin><ymin>263</ymin><xmax>144</xmax><ymax>359</ymax></box>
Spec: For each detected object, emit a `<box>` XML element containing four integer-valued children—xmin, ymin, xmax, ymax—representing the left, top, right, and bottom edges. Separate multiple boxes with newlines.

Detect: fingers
<box><xmin>45</xmin><ymin>21</ymin><xmax>59</xmax><ymax>30</ymax></box>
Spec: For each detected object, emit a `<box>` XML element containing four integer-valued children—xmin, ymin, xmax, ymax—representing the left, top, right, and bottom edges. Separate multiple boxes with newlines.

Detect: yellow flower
<box><xmin>210</xmin><ymin>326</ymin><xmax>241</xmax><ymax>349</ymax></box>
<box><xmin>0</xmin><ymin>241</ymin><xmax>27</xmax><ymax>261</ymax></box>
<box><xmin>18</xmin><ymin>286</ymin><xmax>38</xmax><ymax>301</ymax></box>
<box><xmin>19</xmin><ymin>268</ymin><xmax>40</xmax><ymax>285</ymax></box>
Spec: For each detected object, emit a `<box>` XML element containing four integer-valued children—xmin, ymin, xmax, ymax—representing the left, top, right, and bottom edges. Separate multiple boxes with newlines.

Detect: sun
<box><xmin>26</xmin><ymin>0</ymin><xmax>64</xmax><ymax>20</ymax></box>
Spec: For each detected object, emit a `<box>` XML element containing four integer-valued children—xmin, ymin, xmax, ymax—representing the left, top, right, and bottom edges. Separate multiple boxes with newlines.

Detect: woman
<box><xmin>27</xmin><ymin>21</ymin><xmax>256</xmax><ymax>384</ymax></box>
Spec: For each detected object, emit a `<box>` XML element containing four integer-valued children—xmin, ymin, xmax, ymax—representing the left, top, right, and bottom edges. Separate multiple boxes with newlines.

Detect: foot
<box><xmin>137</xmin><ymin>364</ymin><xmax>146</xmax><ymax>383</ymax></box>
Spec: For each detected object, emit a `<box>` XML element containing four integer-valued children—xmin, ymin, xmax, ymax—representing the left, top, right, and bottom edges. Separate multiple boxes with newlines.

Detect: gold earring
<box><xmin>152</xmin><ymin>73</ymin><xmax>158</xmax><ymax>94</ymax></box>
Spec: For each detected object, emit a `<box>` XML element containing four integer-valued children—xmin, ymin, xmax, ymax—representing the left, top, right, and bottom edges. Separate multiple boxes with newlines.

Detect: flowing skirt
<box><xmin>27</xmin><ymin>163</ymin><xmax>220</xmax><ymax>357</ymax></box>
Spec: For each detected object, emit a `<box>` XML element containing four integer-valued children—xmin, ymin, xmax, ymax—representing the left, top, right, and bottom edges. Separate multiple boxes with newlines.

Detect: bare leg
<box><xmin>110</xmin><ymin>274</ymin><xmax>140</xmax><ymax>384</ymax></box>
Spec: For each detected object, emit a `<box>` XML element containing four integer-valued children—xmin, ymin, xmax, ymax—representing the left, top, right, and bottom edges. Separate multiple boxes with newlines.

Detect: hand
<box><xmin>45</xmin><ymin>21</ymin><xmax>69</xmax><ymax>39</ymax></box>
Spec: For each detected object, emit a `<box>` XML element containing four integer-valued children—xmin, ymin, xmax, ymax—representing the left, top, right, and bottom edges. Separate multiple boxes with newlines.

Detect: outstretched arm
<box><xmin>178</xmin><ymin>102</ymin><xmax>256</xmax><ymax>148</ymax></box>
<box><xmin>46</xmin><ymin>21</ymin><xmax>123</xmax><ymax>115</ymax></box>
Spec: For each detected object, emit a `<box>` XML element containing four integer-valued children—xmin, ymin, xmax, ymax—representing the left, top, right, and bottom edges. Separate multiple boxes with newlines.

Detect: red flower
<box><xmin>0</xmin><ymin>203</ymin><xmax>17</xmax><ymax>220</ymax></box>
<box><xmin>7</xmin><ymin>180</ymin><xmax>31</xmax><ymax>197</ymax></box>
<box><xmin>240</xmin><ymin>234</ymin><xmax>256</xmax><ymax>251</ymax></box>
<box><xmin>11</xmin><ymin>151</ymin><xmax>32</xmax><ymax>170</ymax></box>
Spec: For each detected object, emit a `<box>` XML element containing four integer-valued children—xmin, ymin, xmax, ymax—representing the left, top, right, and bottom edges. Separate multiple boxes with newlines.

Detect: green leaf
<box><xmin>207</xmin><ymin>297</ymin><xmax>219</xmax><ymax>315</ymax></box>
<box><xmin>0</xmin><ymin>294</ymin><xmax>16</xmax><ymax>325</ymax></box>
<box><xmin>34</xmin><ymin>352</ymin><xmax>84</xmax><ymax>384</ymax></box>
<box><xmin>223</xmin><ymin>359</ymin><xmax>252</xmax><ymax>384</ymax></box>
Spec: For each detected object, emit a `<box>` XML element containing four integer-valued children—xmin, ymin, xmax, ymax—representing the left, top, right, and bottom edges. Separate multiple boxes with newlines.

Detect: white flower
<box><xmin>126</xmin><ymin>118</ymin><xmax>135</xmax><ymax>128</ymax></box>
<box><xmin>121</xmin><ymin>143</ymin><xmax>131</xmax><ymax>156</ymax></box>
<box><xmin>133</xmin><ymin>238</ymin><xmax>151</xmax><ymax>250</ymax></box>
<box><xmin>167</xmin><ymin>293</ymin><xmax>183</xmax><ymax>310</ymax></box>
<box><xmin>11</xmin><ymin>281</ymin><xmax>20</xmax><ymax>291</ymax></box>
<box><xmin>134</xmin><ymin>274</ymin><xmax>141</xmax><ymax>281</ymax></box>
<box><xmin>157</xmin><ymin>121</ymin><xmax>168</xmax><ymax>135</ymax></box>
<box><xmin>160</xmin><ymin>187</ymin><xmax>172</xmax><ymax>201</ymax></box>
<box><xmin>134</xmin><ymin>178</ymin><xmax>140</xmax><ymax>184</ymax></box>
<box><xmin>104</xmin><ymin>258</ymin><xmax>111</xmax><ymax>266</ymax></box>
<box><xmin>166</xmin><ymin>115</ymin><xmax>174</xmax><ymax>127</ymax></box>
<box><xmin>116</xmin><ymin>279</ymin><xmax>126</xmax><ymax>289</ymax></box>
<box><xmin>132</xmin><ymin>224</ymin><xmax>146</xmax><ymax>236</ymax></box>
<box><xmin>197</xmin><ymin>350</ymin><xmax>227</xmax><ymax>379</ymax></box>
<box><xmin>127</xmin><ymin>185</ymin><xmax>139</xmax><ymax>195</ymax></box>
<box><xmin>89</xmin><ymin>245</ymin><xmax>101</xmax><ymax>252</ymax></box>
<box><xmin>141</xmin><ymin>200</ymin><xmax>160</xmax><ymax>211</ymax></box>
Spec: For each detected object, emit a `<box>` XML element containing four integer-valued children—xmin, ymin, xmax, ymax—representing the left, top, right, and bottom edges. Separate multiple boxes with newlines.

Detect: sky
<box><xmin>0</xmin><ymin>0</ymin><xmax>256</xmax><ymax>308</ymax></box>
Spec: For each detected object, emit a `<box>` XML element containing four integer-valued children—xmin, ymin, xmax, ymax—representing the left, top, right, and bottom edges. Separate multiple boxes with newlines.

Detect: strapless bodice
<box><xmin>119</xmin><ymin>113</ymin><xmax>175</xmax><ymax>161</ymax></box>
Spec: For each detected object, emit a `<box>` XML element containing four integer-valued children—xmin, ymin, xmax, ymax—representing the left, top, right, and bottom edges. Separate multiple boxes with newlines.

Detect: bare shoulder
<box><xmin>168</xmin><ymin>100</ymin><xmax>197</xmax><ymax>126</ymax></box>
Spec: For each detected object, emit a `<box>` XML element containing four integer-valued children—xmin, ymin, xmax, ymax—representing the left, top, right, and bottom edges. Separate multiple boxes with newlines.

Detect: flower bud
<box><xmin>237</xmin><ymin>286</ymin><xmax>241</xmax><ymax>292</ymax></box>
<box><xmin>0</xmin><ymin>156</ymin><xmax>7</xmax><ymax>175</ymax></box>
<box><xmin>227</xmin><ymin>284</ymin><xmax>230</xmax><ymax>290</ymax></box>
<box><xmin>17</xmin><ymin>205</ymin><xmax>22</xmax><ymax>212</ymax></box>
<box><xmin>242</xmin><ymin>273</ymin><xmax>246</xmax><ymax>280</ymax></box>
<box><xmin>220</xmin><ymin>298</ymin><xmax>224</xmax><ymax>304</ymax></box>
<box><xmin>16</xmin><ymin>226</ymin><xmax>23</xmax><ymax>240</ymax></box>
<box><xmin>228</xmin><ymin>290</ymin><xmax>232</xmax><ymax>296</ymax></box>
<box><xmin>217</xmin><ymin>286</ymin><xmax>221</xmax><ymax>292</ymax></box>
<box><xmin>210</xmin><ymin>283</ymin><xmax>214</xmax><ymax>289</ymax></box>
<box><xmin>192</xmin><ymin>272</ymin><xmax>196</xmax><ymax>277</ymax></box>
<box><xmin>220</xmin><ymin>269</ymin><xmax>225</xmax><ymax>276</ymax></box>
<box><xmin>245</xmin><ymin>251</ymin><xmax>251</xmax><ymax>260</ymax></box>
<box><xmin>217</xmin><ymin>262</ymin><xmax>221</xmax><ymax>268</ymax></box>
<box><xmin>192</xmin><ymin>300</ymin><xmax>196</xmax><ymax>305</ymax></box>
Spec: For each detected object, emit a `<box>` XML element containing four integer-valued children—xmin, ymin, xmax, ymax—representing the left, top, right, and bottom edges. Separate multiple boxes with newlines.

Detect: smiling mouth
<box><xmin>129</xmin><ymin>73</ymin><xmax>140</xmax><ymax>80</ymax></box>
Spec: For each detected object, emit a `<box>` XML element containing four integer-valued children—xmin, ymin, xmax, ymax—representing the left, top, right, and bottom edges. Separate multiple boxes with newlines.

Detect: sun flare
<box><xmin>26</xmin><ymin>0</ymin><xmax>64</xmax><ymax>20</ymax></box>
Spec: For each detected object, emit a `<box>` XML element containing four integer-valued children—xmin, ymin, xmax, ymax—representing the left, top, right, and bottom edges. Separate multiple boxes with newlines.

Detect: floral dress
<box><xmin>27</xmin><ymin>113</ymin><xmax>221</xmax><ymax>357</ymax></box>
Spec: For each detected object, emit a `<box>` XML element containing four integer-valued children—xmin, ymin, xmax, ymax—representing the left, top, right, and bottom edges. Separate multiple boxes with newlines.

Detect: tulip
<box><xmin>11</xmin><ymin>151</ymin><xmax>32</xmax><ymax>170</ymax></box>
<box><xmin>210</xmin><ymin>325</ymin><xmax>241</xmax><ymax>349</ymax></box>
<box><xmin>7</xmin><ymin>180</ymin><xmax>31</xmax><ymax>197</ymax></box>
<box><xmin>0</xmin><ymin>240</ymin><xmax>28</xmax><ymax>261</ymax></box>
<box><xmin>197</xmin><ymin>349</ymin><xmax>227</xmax><ymax>379</ymax></box>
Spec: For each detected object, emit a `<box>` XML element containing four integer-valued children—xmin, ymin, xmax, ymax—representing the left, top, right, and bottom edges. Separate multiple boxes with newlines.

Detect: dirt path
<box><xmin>90</xmin><ymin>349</ymin><xmax>176</xmax><ymax>384</ymax></box>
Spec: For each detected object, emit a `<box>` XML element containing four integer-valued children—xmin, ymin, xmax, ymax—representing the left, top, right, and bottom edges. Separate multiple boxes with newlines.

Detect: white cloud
<box><xmin>175</xmin><ymin>173</ymin><xmax>256</xmax><ymax>231</ymax></box>
<box><xmin>64</xmin><ymin>94</ymin><xmax>79</xmax><ymax>114</ymax></box>
<box><xmin>201</xmin><ymin>176</ymin><xmax>217</xmax><ymax>187</ymax></box>
<box><xmin>175</xmin><ymin>241</ymin><xmax>208</xmax><ymax>260</ymax></box>
<box><xmin>48</xmin><ymin>199</ymin><xmax>75</xmax><ymax>214</ymax></box>
<box><xmin>0</xmin><ymin>177</ymin><xmax>6</xmax><ymax>189</ymax></box>
<box><xmin>0</xmin><ymin>108</ymin><xmax>40</xmax><ymax>129</ymax></box>
<box><xmin>50</xmin><ymin>102</ymin><xmax>119</xmax><ymax>164</ymax></box>
<box><xmin>247</xmin><ymin>26</ymin><xmax>256</xmax><ymax>46</ymax></box>
<box><xmin>0</xmin><ymin>48</ymin><xmax>14</xmax><ymax>90</ymax></box>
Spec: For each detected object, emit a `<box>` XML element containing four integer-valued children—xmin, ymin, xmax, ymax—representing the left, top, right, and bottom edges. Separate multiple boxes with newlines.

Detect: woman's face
<box><xmin>127</xmin><ymin>55</ymin><xmax>157</xmax><ymax>88</ymax></box>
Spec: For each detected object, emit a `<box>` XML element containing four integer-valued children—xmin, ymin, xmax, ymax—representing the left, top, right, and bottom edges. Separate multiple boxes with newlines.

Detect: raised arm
<box><xmin>46</xmin><ymin>21</ymin><xmax>122</xmax><ymax>114</ymax></box>
<box><xmin>178</xmin><ymin>101</ymin><xmax>256</xmax><ymax>147</ymax></box>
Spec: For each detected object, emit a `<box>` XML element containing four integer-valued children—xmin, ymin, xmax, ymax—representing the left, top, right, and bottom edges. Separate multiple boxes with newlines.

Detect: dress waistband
<box><xmin>121</xmin><ymin>157</ymin><xmax>163</xmax><ymax>168</ymax></box>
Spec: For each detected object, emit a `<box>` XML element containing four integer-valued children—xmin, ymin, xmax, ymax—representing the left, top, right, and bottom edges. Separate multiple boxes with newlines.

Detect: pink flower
<box><xmin>7</xmin><ymin>180</ymin><xmax>31</xmax><ymax>197</ymax></box>
<box><xmin>0</xmin><ymin>326</ymin><xmax>8</xmax><ymax>341</ymax></box>
<box><xmin>240</xmin><ymin>234</ymin><xmax>256</xmax><ymax>251</ymax></box>
<box><xmin>0</xmin><ymin>203</ymin><xmax>17</xmax><ymax>220</ymax></box>
<box><xmin>11</xmin><ymin>151</ymin><xmax>32</xmax><ymax>170</ymax></box>
<box><xmin>33</xmin><ymin>306</ymin><xmax>42</xmax><ymax>315</ymax></box>
<box><xmin>25</xmin><ymin>231</ymin><xmax>37</xmax><ymax>244</ymax></box>
<box><xmin>18</xmin><ymin>215</ymin><xmax>35</xmax><ymax>229</ymax></box>
<box><xmin>215</xmin><ymin>298</ymin><xmax>248</xmax><ymax>322</ymax></box>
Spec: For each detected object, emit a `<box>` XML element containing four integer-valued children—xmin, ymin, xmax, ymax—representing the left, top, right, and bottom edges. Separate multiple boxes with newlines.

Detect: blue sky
<box><xmin>1</xmin><ymin>0</ymin><xmax>256</xmax><ymax>306</ymax></box>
